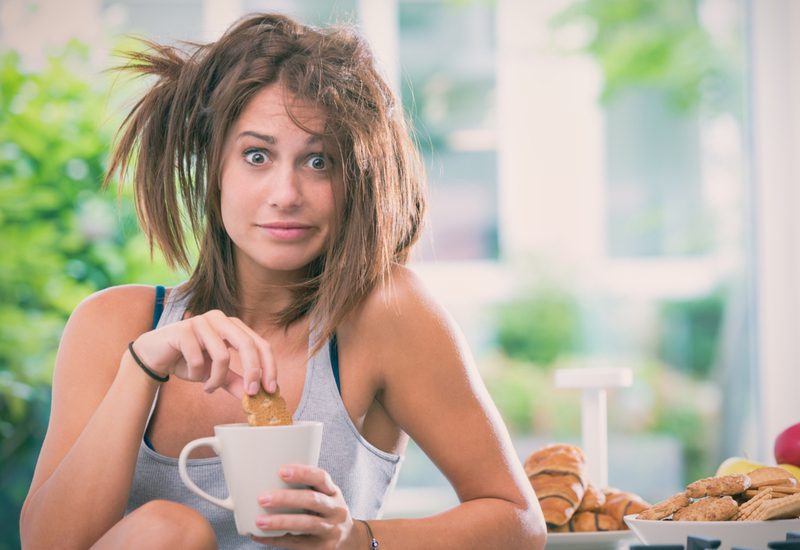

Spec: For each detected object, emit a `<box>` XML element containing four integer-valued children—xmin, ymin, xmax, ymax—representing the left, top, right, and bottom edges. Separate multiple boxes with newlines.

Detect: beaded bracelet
<box><xmin>357</xmin><ymin>519</ymin><xmax>379</xmax><ymax>549</ymax></box>
<box><xmin>128</xmin><ymin>342</ymin><xmax>170</xmax><ymax>383</ymax></box>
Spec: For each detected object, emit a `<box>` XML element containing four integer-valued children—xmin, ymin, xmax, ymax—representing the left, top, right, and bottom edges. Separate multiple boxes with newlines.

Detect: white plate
<box><xmin>624</xmin><ymin>514</ymin><xmax>800</xmax><ymax>550</ymax></box>
<box><xmin>545</xmin><ymin>530</ymin><xmax>637</xmax><ymax>549</ymax></box>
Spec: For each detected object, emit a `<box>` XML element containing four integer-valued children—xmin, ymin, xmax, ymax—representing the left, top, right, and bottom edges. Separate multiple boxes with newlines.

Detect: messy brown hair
<box><xmin>106</xmin><ymin>13</ymin><xmax>427</xmax><ymax>350</ymax></box>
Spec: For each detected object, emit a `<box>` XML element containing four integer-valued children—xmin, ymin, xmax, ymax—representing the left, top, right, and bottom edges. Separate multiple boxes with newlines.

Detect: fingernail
<box><xmin>248</xmin><ymin>381</ymin><xmax>259</xmax><ymax>395</ymax></box>
<box><xmin>268</xmin><ymin>380</ymin><xmax>277</xmax><ymax>393</ymax></box>
<box><xmin>256</xmin><ymin>515</ymin><xmax>270</xmax><ymax>528</ymax></box>
<box><xmin>279</xmin><ymin>467</ymin><xmax>292</xmax><ymax>478</ymax></box>
<box><xmin>258</xmin><ymin>495</ymin><xmax>272</xmax><ymax>506</ymax></box>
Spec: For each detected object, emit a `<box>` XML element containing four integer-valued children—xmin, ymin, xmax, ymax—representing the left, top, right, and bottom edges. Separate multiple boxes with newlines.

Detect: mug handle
<box><xmin>178</xmin><ymin>436</ymin><xmax>234</xmax><ymax>511</ymax></box>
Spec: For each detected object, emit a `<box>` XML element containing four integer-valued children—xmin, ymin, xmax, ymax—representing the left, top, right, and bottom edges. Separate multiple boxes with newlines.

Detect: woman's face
<box><xmin>220</xmin><ymin>84</ymin><xmax>340</xmax><ymax>281</ymax></box>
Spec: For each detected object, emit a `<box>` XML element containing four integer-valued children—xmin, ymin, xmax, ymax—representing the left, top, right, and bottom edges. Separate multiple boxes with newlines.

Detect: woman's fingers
<box><xmin>202</xmin><ymin>311</ymin><xmax>267</xmax><ymax>395</ymax></box>
<box><xmin>220</xmin><ymin>369</ymin><xmax>245</xmax><ymax>400</ymax></box>
<box><xmin>253</xmin><ymin>467</ymin><xmax>352</xmax><ymax>547</ymax></box>
<box><xmin>229</xmin><ymin>317</ymin><xmax>277</xmax><ymax>393</ymax></box>
<box><xmin>260</xmin><ymin>488</ymin><xmax>338</xmax><ymax>518</ymax></box>
<box><xmin>188</xmin><ymin>315</ymin><xmax>231</xmax><ymax>385</ymax></box>
<box><xmin>280</xmin><ymin>465</ymin><xmax>339</xmax><ymax>497</ymax></box>
<box><xmin>143</xmin><ymin>309</ymin><xmax>277</xmax><ymax>396</ymax></box>
<box><xmin>254</xmin><ymin>513</ymin><xmax>335</xmax><ymax>538</ymax></box>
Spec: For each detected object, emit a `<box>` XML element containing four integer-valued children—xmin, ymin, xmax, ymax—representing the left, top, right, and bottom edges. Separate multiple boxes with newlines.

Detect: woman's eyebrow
<box><xmin>237</xmin><ymin>131</ymin><xmax>322</xmax><ymax>146</ymax></box>
<box><xmin>238</xmin><ymin>131</ymin><xmax>275</xmax><ymax>143</ymax></box>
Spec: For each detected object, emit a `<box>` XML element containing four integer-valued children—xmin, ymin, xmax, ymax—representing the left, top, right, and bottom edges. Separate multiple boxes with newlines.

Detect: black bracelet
<box><xmin>128</xmin><ymin>341</ymin><xmax>169</xmax><ymax>383</ymax></box>
<box><xmin>357</xmin><ymin>519</ymin><xmax>378</xmax><ymax>549</ymax></box>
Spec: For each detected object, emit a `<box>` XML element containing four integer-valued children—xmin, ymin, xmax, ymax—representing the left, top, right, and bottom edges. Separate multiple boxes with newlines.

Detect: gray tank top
<box><xmin>125</xmin><ymin>288</ymin><xmax>403</xmax><ymax>549</ymax></box>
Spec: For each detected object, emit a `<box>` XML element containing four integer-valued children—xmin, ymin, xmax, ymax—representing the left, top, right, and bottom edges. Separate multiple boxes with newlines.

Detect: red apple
<box><xmin>775</xmin><ymin>422</ymin><xmax>800</xmax><ymax>467</ymax></box>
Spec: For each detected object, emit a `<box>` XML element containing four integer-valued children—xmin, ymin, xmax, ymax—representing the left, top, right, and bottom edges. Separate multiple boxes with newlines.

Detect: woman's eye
<box><xmin>244</xmin><ymin>149</ymin><xmax>268</xmax><ymax>165</ymax></box>
<box><xmin>306</xmin><ymin>154</ymin><xmax>328</xmax><ymax>171</ymax></box>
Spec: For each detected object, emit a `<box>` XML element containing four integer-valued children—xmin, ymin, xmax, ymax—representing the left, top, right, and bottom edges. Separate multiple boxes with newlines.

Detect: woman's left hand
<box><xmin>252</xmin><ymin>465</ymin><xmax>361</xmax><ymax>549</ymax></box>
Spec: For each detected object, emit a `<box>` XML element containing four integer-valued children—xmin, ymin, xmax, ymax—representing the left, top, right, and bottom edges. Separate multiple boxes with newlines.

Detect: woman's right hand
<box><xmin>129</xmin><ymin>309</ymin><xmax>275</xmax><ymax>398</ymax></box>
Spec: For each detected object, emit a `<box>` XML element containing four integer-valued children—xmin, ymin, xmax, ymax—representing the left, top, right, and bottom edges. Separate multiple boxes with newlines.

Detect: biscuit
<box><xmin>752</xmin><ymin>493</ymin><xmax>800</xmax><ymax>521</ymax></box>
<box><xmin>242</xmin><ymin>386</ymin><xmax>293</xmax><ymax>426</ymax></box>
<box><xmin>636</xmin><ymin>492</ymin><xmax>690</xmax><ymax>520</ymax></box>
<box><xmin>686</xmin><ymin>474</ymin><xmax>751</xmax><ymax>498</ymax></box>
<box><xmin>734</xmin><ymin>488</ymin><xmax>773</xmax><ymax>521</ymax></box>
<box><xmin>743</xmin><ymin>485</ymin><xmax>799</xmax><ymax>499</ymax></box>
<box><xmin>747</xmin><ymin>467</ymin><xmax>798</xmax><ymax>489</ymax></box>
<box><xmin>672</xmin><ymin>496</ymin><xmax>738</xmax><ymax>522</ymax></box>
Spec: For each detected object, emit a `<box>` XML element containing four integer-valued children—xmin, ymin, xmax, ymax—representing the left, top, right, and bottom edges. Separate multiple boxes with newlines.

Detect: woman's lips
<box><xmin>256</xmin><ymin>222</ymin><xmax>314</xmax><ymax>241</ymax></box>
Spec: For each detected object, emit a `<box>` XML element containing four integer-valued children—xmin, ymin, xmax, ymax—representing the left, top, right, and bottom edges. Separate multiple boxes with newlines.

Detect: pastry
<box><xmin>551</xmin><ymin>511</ymin><xmax>618</xmax><ymax>532</ymax></box>
<box><xmin>577</xmin><ymin>484</ymin><xmax>606</xmax><ymax>513</ymax></box>
<box><xmin>602</xmin><ymin>488</ymin><xmax>649</xmax><ymax>526</ymax></box>
<box><xmin>529</xmin><ymin>472</ymin><xmax>585</xmax><ymax>527</ymax></box>
<box><xmin>525</xmin><ymin>444</ymin><xmax>587</xmax><ymax>527</ymax></box>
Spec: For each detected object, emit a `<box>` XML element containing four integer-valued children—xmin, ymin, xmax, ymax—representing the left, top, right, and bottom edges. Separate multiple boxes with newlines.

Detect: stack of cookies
<box><xmin>636</xmin><ymin>467</ymin><xmax>800</xmax><ymax>522</ymax></box>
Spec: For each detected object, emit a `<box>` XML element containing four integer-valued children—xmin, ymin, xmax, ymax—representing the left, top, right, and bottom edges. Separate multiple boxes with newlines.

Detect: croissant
<box><xmin>525</xmin><ymin>444</ymin><xmax>588</xmax><ymax>527</ymax></box>
<box><xmin>524</xmin><ymin>443</ymin><xmax>587</xmax><ymax>478</ymax></box>
<box><xmin>577</xmin><ymin>483</ymin><xmax>606</xmax><ymax>512</ymax></box>
<box><xmin>602</xmin><ymin>488</ymin><xmax>649</xmax><ymax>527</ymax></box>
<box><xmin>551</xmin><ymin>511</ymin><xmax>619</xmax><ymax>532</ymax></box>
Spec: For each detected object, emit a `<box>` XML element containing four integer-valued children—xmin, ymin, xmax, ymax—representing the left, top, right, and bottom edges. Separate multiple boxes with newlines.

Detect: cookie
<box><xmin>686</xmin><ymin>474</ymin><xmax>751</xmax><ymax>498</ymax></box>
<box><xmin>734</xmin><ymin>487</ymin><xmax>774</xmax><ymax>521</ymax></box>
<box><xmin>751</xmin><ymin>492</ymin><xmax>800</xmax><ymax>521</ymax></box>
<box><xmin>747</xmin><ymin>467</ymin><xmax>798</xmax><ymax>489</ymax></box>
<box><xmin>636</xmin><ymin>492</ymin><xmax>690</xmax><ymax>520</ymax></box>
<box><xmin>672</xmin><ymin>496</ymin><xmax>738</xmax><ymax>522</ymax></box>
<box><xmin>242</xmin><ymin>386</ymin><xmax>293</xmax><ymax>426</ymax></box>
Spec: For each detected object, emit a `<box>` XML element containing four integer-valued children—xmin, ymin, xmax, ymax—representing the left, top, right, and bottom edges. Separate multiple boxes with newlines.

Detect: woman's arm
<box><xmin>20</xmin><ymin>285</ymin><xmax>162</xmax><ymax>549</ymax></box>
<box><xmin>20</xmin><ymin>285</ymin><xmax>277</xmax><ymax>549</ymax></box>
<box><xmin>355</xmin><ymin>266</ymin><xmax>546</xmax><ymax>549</ymax></box>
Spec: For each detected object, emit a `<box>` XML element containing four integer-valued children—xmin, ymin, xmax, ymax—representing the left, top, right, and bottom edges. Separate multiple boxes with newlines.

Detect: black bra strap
<box><xmin>151</xmin><ymin>285</ymin><xmax>166</xmax><ymax>330</ymax></box>
<box><xmin>329</xmin><ymin>333</ymin><xmax>341</xmax><ymax>395</ymax></box>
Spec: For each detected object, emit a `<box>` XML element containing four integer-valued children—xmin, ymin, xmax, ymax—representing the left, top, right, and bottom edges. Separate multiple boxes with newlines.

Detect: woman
<box><xmin>20</xmin><ymin>12</ymin><xmax>546</xmax><ymax>550</ymax></box>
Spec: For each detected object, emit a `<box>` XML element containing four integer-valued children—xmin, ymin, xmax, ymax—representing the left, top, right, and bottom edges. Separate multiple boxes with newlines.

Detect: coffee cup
<box><xmin>178</xmin><ymin>421</ymin><xmax>323</xmax><ymax>537</ymax></box>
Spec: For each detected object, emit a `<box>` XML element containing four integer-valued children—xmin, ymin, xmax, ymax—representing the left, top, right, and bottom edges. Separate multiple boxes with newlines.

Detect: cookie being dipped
<box><xmin>242</xmin><ymin>386</ymin><xmax>293</xmax><ymax>427</ymax></box>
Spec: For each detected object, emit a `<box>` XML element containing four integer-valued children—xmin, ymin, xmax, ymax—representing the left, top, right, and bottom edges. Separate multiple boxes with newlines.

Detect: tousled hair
<box><xmin>106</xmin><ymin>13</ymin><xmax>427</xmax><ymax>351</ymax></box>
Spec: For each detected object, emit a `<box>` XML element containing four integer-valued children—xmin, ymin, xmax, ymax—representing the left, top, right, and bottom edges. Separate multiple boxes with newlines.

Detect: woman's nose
<box><xmin>266</xmin><ymin>165</ymin><xmax>302</xmax><ymax>209</ymax></box>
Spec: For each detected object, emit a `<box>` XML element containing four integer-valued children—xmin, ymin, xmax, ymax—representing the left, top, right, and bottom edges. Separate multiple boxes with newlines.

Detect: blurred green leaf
<box><xmin>552</xmin><ymin>0</ymin><xmax>743</xmax><ymax>115</ymax></box>
<box><xmin>0</xmin><ymin>42</ymin><xmax>183</xmax><ymax>547</ymax></box>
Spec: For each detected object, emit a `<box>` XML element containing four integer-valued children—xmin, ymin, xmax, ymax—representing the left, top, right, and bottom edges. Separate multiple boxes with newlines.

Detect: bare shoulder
<box><xmin>357</xmin><ymin>264</ymin><xmax>454</xmax><ymax>337</ymax></box>
<box><xmin>348</xmin><ymin>264</ymin><xmax>468</xmax><ymax>379</ymax></box>
<box><xmin>65</xmin><ymin>284</ymin><xmax>162</xmax><ymax>338</ymax></box>
<box><xmin>59</xmin><ymin>284</ymin><xmax>166</xmax><ymax>377</ymax></box>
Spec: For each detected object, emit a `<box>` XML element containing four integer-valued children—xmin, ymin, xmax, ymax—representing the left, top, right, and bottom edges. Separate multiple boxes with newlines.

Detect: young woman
<box><xmin>20</xmin><ymin>12</ymin><xmax>546</xmax><ymax>550</ymax></box>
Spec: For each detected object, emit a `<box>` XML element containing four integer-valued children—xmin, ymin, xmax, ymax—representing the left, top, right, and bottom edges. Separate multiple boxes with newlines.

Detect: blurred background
<box><xmin>2</xmin><ymin>0</ymin><xmax>799</xmax><ymax>547</ymax></box>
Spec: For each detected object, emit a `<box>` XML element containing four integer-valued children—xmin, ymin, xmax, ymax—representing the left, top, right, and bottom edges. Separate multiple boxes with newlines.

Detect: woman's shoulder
<box><xmin>67</xmin><ymin>284</ymin><xmax>171</xmax><ymax>337</ymax></box>
<box><xmin>347</xmin><ymin>264</ymin><xmax>457</xmax><ymax>352</ymax></box>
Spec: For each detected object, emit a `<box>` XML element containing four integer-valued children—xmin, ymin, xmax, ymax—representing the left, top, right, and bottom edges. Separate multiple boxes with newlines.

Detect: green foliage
<box><xmin>553</xmin><ymin>0</ymin><xmax>742</xmax><ymax>114</ymax></box>
<box><xmin>633</xmin><ymin>360</ymin><xmax>721</xmax><ymax>485</ymax></box>
<box><xmin>495</xmin><ymin>286</ymin><xmax>580</xmax><ymax>367</ymax></box>
<box><xmin>0</xmin><ymin>43</ymin><xmax>180</xmax><ymax>548</ymax></box>
<box><xmin>658</xmin><ymin>291</ymin><xmax>724</xmax><ymax>379</ymax></box>
<box><xmin>484</xmin><ymin>355</ymin><xmax>581</xmax><ymax>436</ymax></box>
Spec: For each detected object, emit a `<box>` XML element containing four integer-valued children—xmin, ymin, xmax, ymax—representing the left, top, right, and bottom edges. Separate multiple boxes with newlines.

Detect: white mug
<box><xmin>178</xmin><ymin>421</ymin><xmax>323</xmax><ymax>537</ymax></box>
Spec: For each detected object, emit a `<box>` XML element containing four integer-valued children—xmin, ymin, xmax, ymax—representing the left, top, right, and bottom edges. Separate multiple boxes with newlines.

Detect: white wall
<box><xmin>751</xmin><ymin>0</ymin><xmax>800</xmax><ymax>455</ymax></box>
